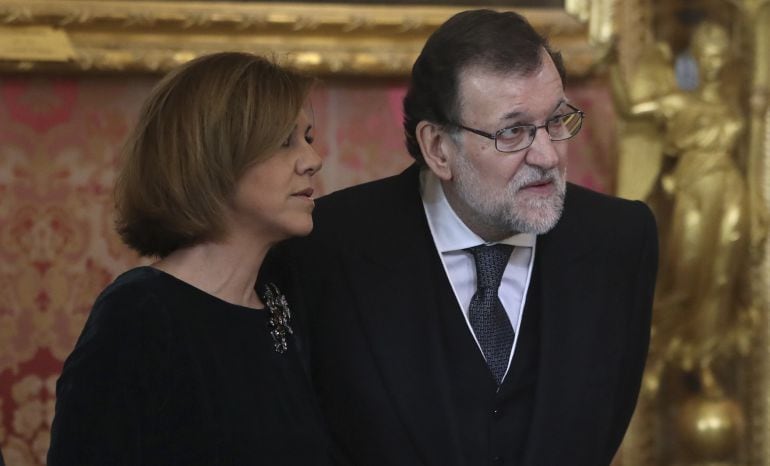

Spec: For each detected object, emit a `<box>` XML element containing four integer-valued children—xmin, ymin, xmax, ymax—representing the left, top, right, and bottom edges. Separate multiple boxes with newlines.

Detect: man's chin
<box><xmin>513</xmin><ymin>201</ymin><xmax>564</xmax><ymax>235</ymax></box>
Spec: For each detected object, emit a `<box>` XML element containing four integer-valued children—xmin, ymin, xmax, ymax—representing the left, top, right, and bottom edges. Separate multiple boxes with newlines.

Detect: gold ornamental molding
<box><xmin>0</xmin><ymin>0</ymin><xmax>608</xmax><ymax>76</ymax></box>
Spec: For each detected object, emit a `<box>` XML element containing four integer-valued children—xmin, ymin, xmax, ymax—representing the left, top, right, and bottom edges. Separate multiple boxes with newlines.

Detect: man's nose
<box><xmin>524</xmin><ymin>127</ymin><xmax>560</xmax><ymax>169</ymax></box>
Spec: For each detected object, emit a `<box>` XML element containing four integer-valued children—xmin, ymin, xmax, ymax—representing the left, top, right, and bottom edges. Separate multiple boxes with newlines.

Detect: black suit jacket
<box><xmin>271</xmin><ymin>164</ymin><xmax>657</xmax><ymax>466</ymax></box>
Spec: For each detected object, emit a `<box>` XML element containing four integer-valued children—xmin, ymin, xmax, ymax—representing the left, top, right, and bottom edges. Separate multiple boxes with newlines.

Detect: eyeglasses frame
<box><xmin>450</xmin><ymin>103</ymin><xmax>585</xmax><ymax>153</ymax></box>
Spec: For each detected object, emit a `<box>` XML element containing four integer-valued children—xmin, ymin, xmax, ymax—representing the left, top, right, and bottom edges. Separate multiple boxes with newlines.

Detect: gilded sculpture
<box><xmin>613</xmin><ymin>21</ymin><xmax>757</xmax><ymax>388</ymax></box>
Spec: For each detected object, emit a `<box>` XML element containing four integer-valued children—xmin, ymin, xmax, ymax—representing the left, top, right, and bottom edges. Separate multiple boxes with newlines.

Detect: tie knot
<box><xmin>466</xmin><ymin>244</ymin><xmax>513</xmax><ymax>289</ymax></box>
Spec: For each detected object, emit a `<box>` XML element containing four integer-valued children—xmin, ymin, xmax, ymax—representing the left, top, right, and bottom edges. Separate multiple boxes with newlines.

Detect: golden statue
<box><xmin>612</xmin><ymin>22</ymin><xmax>754</xmax><ymax>384</ymax></box>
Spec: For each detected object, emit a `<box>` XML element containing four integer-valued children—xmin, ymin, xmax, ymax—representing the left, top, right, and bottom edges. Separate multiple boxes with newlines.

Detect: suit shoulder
<box><xmin>310</xmin><ymin>165</ymin><xmax>421</xmax><ymax>239</ymax></box>
<box><xmin>559</xmin><ymin>183</ymin><xmax>657</xmax><ymax>250</ymax></box>
<box><xmin>566</xmin><ymin>183</ymin><xmax>655</xmax><ymax>225</ymax></box>
<box><xmin>316</xmin><ymin>167</ymin><xmax>413</xmax><ymax>213</ymax></box>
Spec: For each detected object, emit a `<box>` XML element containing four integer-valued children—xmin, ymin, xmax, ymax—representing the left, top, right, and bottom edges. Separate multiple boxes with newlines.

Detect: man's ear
<box><xmin>416</xmin><ymin>120</ymin><xmax>454</xmax><ymax>181</ymax></box>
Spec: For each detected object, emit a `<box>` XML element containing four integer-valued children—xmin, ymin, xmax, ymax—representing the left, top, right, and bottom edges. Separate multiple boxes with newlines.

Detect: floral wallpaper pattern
<box><xmin>0</xmin><ymin>74</ymin><xmax>615</xmax><ymax>465</ymax></box>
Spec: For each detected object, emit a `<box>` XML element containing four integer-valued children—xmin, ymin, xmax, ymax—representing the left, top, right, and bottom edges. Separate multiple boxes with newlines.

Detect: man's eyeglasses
<box><xmin>450</xmin><ymin>103</ymin><xmax>585</xmax><ymax>153</ymax></box>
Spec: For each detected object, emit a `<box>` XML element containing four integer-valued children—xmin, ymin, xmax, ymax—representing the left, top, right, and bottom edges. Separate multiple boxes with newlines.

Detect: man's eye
<box><xmin>305</xmin><ymin>135</ymin><xmax>314</xmax><ymax>144</ymax></box>
<box><xmin>550</xmin><ymin>114</ymin><xmax>568</xmax><ymax>126</ymax></box>
<box><xmin>498</xmin><ymin>126</ymin><xmax>527</xmax><ymax>142</ymax></box>
<box><xmin>503</xmin><ymin>127</ymin><xmax>523</xmax><ymax>136</ymax></box>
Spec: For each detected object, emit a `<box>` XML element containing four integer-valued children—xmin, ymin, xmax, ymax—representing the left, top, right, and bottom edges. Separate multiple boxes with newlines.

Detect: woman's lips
<box><xmin>292</xmin><ymin>188</ymin><xmax>314</xmax><ymax>198</ymax></box>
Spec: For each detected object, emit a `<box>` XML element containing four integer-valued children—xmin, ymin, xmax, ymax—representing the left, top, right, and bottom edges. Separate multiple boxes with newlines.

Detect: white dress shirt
<box><xmin>419</xmin><ymin>169</ymin><xmax>537</xmax><ymax>379</ymax></box>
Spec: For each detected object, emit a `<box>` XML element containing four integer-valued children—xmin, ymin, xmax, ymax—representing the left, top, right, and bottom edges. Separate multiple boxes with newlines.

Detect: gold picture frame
<box><xmin>0</xmin><ymin>0</ymin><xmax>613</xmax><ymax>76</ymax></box>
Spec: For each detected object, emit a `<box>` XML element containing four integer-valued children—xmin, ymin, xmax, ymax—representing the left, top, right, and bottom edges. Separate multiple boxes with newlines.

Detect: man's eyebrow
<box><xmin>499</xmin><ymin>99</ymin><xmax>568</xmax><ymax>122</ymax></box>
<box><xmin>500</xmin><ymin>110</ymin><xmax>524</xmax><ymax>121</ymax></box>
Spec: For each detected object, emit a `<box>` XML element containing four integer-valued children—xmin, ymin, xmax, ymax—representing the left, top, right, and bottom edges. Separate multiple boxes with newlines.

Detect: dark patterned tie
<box><xmin>466</xmin><ymin>244</ymin><xmax>515</xmax><ymax>385</ymax></box>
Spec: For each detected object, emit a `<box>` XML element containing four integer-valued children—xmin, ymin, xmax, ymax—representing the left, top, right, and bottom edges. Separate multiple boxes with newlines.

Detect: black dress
<box><xmin>48</xmin><ymin>266</ymin><xmax>331</xmax><ymax>466</ymax></box>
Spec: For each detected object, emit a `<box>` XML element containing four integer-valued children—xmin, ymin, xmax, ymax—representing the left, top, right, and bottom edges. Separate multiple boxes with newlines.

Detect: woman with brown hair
<box><xmin>47</xmin><ymin>52</ymin><xmax>329</xmax><ymax>465</ymax></box>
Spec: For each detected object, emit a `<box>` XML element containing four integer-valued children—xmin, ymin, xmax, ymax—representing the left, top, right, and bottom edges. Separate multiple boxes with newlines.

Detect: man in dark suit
<box><xmin>273</xmin><ymin>9</ymin><xmax>657</xmax><ymax>466</ymax></box>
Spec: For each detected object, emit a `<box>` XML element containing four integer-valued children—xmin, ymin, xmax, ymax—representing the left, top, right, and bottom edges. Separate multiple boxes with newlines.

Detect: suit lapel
<box><xmin>345</xmin><ymin>165</ymin><xmax>466</xmax><ymax>466</ymax></box>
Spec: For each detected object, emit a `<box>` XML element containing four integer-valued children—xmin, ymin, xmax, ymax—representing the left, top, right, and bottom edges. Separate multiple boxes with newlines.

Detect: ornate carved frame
<box><xmin>0</xmin><ymin>0</ymin><xmax>612</xmax><ymax>77</ymax></box>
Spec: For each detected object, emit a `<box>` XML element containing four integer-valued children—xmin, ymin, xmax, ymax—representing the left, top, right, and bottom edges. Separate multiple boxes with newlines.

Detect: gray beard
<box><xmin>451</xmin><ymin>153</ymin><xmax>566</xmax><ymax>237</ymax></box>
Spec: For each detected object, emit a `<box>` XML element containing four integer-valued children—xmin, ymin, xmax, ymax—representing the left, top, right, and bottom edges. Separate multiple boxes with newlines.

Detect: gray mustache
<box><xmin>513</xmin><ymin>167</ymin><xmax>561</xmax><ymax>188</ymax></box>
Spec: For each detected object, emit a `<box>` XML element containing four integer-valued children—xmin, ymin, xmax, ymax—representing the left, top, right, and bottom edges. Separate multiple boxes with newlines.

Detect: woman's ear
<box><xmin>416</xmin><ymin>120</ymin><xmax>454</xmax><ymax>181</ymax></box>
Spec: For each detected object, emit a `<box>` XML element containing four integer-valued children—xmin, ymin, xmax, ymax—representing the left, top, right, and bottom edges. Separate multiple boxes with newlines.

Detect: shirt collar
<box><xmin>419</xmin><ymin>169</ymin><xmax>536</xmax><ymax>253</ymax></box>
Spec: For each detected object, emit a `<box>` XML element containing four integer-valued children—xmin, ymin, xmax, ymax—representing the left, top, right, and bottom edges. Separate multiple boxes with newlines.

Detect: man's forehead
<box><xmin>458</xmin><ymin>63</ymin><xmax>538</xmax><ymax>85</ymax></box>
<box><xmin>456</xmin><ymin>63</ymin><xmax>566</xmax><ymax>120</ymax></box>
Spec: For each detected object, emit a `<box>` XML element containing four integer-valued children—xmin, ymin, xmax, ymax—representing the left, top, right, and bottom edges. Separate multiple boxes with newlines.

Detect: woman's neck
<box><xmin>152</xmin><ymin>234</ymin><xmax>272</xmax><ymax>309</ymax></box>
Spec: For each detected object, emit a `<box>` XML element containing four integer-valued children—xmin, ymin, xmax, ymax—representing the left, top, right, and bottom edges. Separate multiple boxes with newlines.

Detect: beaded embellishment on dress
<box><xmin>262</xmin><ymin>283</ymin><xmax>294</xmax><ymax>354</ymax></box>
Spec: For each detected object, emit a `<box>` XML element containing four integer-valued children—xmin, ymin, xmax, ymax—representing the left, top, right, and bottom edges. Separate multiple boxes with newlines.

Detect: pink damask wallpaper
<box><xmin>0</xmin><ymin>74</ymin><xmax>615</xmax><ymax>465</ymax></box>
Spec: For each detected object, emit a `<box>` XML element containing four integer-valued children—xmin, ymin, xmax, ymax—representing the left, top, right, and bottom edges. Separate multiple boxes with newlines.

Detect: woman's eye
<box><xmin>305</xmin><ymin>134</ymin><xmax>314</xmax><ymax>144</ymax></box>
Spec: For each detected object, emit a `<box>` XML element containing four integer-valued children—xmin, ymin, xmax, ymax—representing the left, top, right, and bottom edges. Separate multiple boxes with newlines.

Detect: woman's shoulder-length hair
<box><xmin>114</xmin><ymin>52</ymin><xmax>314</xmax><ymax>258</ymax></box>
